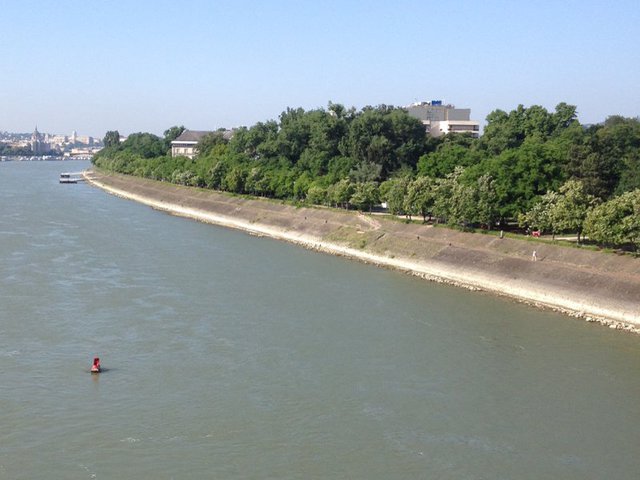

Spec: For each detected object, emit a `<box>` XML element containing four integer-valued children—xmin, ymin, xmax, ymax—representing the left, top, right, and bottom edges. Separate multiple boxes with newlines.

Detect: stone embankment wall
<box><xmin>85</xmin><ymin>171</ymin><xmax>640</xmax><ymax>332</ymax></box>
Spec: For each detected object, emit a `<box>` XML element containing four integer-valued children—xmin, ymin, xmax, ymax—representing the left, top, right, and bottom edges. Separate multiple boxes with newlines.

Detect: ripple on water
<box><xmin>119</xmin><ymin>437</ymin><xmax>141</xmax><ymax>443</ymax></box>
<box><xmin>0</xmin><ymin>349</ymin><xmax>22</xmax><ymax>357</ymax></box>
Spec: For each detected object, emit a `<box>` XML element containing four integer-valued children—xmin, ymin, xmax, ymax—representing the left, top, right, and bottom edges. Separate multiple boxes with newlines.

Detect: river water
<box><xmin>1</xmin><ymin>161</ymin><xmax>639</xmax><ymax>479</ymax></box>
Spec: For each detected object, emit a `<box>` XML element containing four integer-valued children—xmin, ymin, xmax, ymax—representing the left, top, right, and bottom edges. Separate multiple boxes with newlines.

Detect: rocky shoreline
<box><xmin>84</xmin><ymin>170</ymin><xmax>640</xmax><ymax>333</ymax></box>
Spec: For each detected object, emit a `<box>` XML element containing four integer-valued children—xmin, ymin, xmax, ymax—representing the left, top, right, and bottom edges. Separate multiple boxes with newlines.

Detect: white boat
<box><xmin>59</xmin><ymin>172</ymin><xmax>83</xmax><ymax>184</ymax></box>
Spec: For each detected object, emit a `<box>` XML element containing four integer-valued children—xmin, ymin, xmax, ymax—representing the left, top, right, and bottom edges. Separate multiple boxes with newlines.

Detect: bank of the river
<box><xmin>84</xmin><ymin>170</ymin><xmax>640</xmax><ymax>332</ymax></box>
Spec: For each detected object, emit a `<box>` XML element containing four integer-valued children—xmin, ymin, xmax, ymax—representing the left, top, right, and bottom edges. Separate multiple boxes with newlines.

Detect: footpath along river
<box><xmin>1</xmin><ymin>161</ymin><xmax>639</xmax><ymax>479</ymax></box>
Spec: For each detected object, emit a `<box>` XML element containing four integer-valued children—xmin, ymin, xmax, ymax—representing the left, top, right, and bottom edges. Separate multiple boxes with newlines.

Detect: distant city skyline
<box><xmin>0</xmin><ymin>126</ymin><xmax>102</xmax><ymax>156</ymax></box>
<box><xmin>1</xmin><ymin>1</ymin><xmax>639</xmax><ymax>138</ymax></box>
<box><xmin>1</xmin><ymin>127</ymin><xmax>95</xmax><ymax>137</ymax></box>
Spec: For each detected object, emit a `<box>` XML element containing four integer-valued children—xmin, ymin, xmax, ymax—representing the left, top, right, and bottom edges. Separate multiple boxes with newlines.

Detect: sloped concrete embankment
<box><xmin>84</xmin><ymin>171</ymin><xmax>640</xmax><ymax>332</ymax></box>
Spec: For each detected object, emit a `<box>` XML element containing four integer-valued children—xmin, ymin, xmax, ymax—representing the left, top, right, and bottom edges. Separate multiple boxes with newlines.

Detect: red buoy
<box><xmin>91</xmin><ymin>357</ymin><xmax>101</xmax><ymax>373</ymax></box>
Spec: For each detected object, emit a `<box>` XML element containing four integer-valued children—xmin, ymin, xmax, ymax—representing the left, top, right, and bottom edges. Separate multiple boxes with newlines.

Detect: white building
<box><xmin>405</xmin><ymin>101</ymin><xmax>480</xmax><ymax>138</ymax></box>
<box><xmin>171</xmin><ymin>130</ymin><xmax>212</xmax><ymax>158</ymax></box>
<box><xmin>171</xmin><ymin>129</ymin><xmax>233</xmax><ymax>158</ymax></box>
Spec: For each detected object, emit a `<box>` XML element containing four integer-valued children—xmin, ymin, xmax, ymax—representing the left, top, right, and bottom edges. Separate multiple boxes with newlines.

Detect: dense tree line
<box><xmin>0</xmin><ymin>143</ymin><xmax>36</xmax><ymax>156</ymax></box>
<box><xmin>92</xmin><ymin>103</ymin><xmax>640</xmax><ymax>250</ymax></box>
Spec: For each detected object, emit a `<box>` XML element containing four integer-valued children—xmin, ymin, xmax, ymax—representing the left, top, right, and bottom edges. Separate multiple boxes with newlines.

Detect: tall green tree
<box><xmin>119</xmin><ymin>133</ymin><xmax>165</xmax><ymax>158</ymax></box>
<box><xmin>552</xmin><ymin>102</ymin><xmax>578</xmax><ymax>133</ymax></box>
<box><xmin>481</xmin><ymin>103</ymin><xmax>578</xmax><ymax>155</ymax></box>
<box><xmin>431</xmin><ymin>168</ymin><xmax>463</xmax><ymax>224</ymax></box>
<box><xmin>566</xmin><ymin>116</ymin><xmax>640</xmax><ymax>199</ymax></box>
<box><xmin>472</xmin><ymin>139</ymin><xmax>565</xmax><ymax>218</ymax></box>
<box><xmin>417</xmin><ymin>137</ymin><xmax>484</xmax><ymax>178</ymax></box>
<box><xmin>447</xmin><ymin>167</ymin><xmax>476</xmax><ymax>228</ymax></box>
<box><xmin>617</xmin><ymin>151</ymin><xmax>640</xmax><ymax>194</ymax></box>
<box><xmin>162</xmin><ymin>125</ymin><xmax>185</xmax><ymax>152</ymax></box>
<box><xmin>349</xmin><ymin>160</ymin><xmax>382</xmax><ymax>183</ymax></box>
<box><xmin>197</xmin><ymin>131</ymin><xmax>229</xmax><ymax>157</ymax></box>
<box><xmin>474</xmin><ymin>174</ymin><xmax>499</xmax><ymax>229</ymax></box>
<box><xmin>340</xmin><ymin>105</ymin><xmax>426</xmax><ymax>177</ymax></box>
<box><xmin>103</xmin><ymin>130</ymin><xmax>120</xmax><ymax>148</ymax></box>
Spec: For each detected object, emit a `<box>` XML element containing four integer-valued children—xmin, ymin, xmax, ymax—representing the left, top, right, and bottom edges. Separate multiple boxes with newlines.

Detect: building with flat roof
<box><xmin>405</xmin><ymin>101</ymin><xmax>480</xmax><ymax>138</ymax></box>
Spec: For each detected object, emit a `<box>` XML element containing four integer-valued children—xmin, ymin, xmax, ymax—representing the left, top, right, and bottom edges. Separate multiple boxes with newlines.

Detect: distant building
<box><xmin>406</xmin><ymin>101</ymin><xmax>480</xmax><ymax>138</ymax></box>
<box><xmin>49</xmin><ymin>134</ymin><xmax>68</xmax><ymax>145</ymax></box>
<box><xmin>31</xmin><ymin>126</ymin><xmax>50</xmax><ymax>154</ymax></box>
<box><xmin>171</xmin><ymin>129</ymin><xmax>233</xmax><ymax>158</ymax></box>
<box><xmin>75</xmin><ymin>135</ymin><xmax>94</xmax><ymax>146</ymax></box>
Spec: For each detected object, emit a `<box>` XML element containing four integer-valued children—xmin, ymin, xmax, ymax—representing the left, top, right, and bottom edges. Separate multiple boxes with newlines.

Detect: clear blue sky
<box><xmin>1</xmin><ymin>0</ymin><xmax>639</xmax><ymax>138</ymax></box>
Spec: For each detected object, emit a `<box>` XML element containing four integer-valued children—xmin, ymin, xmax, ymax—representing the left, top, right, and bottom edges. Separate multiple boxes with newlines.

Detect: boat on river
<box><xmin>59</xmin><ymin>172</ymin><xmax>84</xmax><ymax>184</ymax></box>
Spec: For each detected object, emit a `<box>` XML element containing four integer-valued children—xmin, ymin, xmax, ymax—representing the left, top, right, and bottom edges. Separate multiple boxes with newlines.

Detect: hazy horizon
<box><xmin>2</xmin><ymin>1</ymin><xmax>639</xmax><ymax>138</ymax></box>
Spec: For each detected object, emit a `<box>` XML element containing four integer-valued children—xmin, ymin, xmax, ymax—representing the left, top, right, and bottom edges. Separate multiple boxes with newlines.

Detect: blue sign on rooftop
<box><xmin>431</xmin><ymin>100</ymin><xmax>442</xmax><ymax>106</ymax></box>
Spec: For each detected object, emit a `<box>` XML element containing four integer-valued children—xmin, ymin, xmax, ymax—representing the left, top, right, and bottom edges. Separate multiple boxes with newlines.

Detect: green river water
<box><xmin>1</xmin><ymin>161</ymin><xmax>639</xmax><ymax>479</ymax></box>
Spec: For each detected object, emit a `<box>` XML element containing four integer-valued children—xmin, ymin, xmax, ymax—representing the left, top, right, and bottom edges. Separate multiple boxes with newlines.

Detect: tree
<box><xmin>89</xmin><ymin>103</ymin><xmax>638</xmax><ymax>247</ymax></box>
<box><xmin>306</xmin><ymin>185</ymin><xmax>328</xmax><ymax>205</ymax></box>
<box><xmin>428</xmin><ymin>167</ymin><xmax>489</xmax><ymax>228</ymax></box>
<box><xmin>566</xmin><ymin>148</ymin><xmax>619</xmax><ymax>200</ymax></box>
<box><xmin>103</xmin><ymin>130</ymin><xmax>120</xmax><ymax>148</ymax></box>
<box><xmin>340</xmin><ymin>105</ymin><xmax>426</xmax><ymax>178</ymax></box>
<box><xmin>298</xmin><ymin>149</ymin><xmax>330</xmax><ymax>177</ymax></box>
<box><xmin>480</xmin><ymin>106</ymin><xmax>525</xmax><ymax>155</ymax></box>
<box><xmin>432</xmin><ymin>177</ymin><xmax>452</xmax><ymax>224</ymax></box>
<box><xmin>417</xmin><ymin>138</ymin><xmax>484</xmax><ymax>178</ymax></box>
<box><xmin>551</xmin><ymin>180</ymin><xmax>598</xmax><ymax>243</ymax></box>
<box><xmin>552</xmin><ymin>102</ymin><xmax>578</xmax><ymax>133</ymax></box>
<box><xmin>293</xmin><ymin>172</ymin><xmax>313</xmax><ymax>200</ymax></box>
<box><xmin>163</xmin><ymin>125</ymin><xmax>185</xmax><ymax>152</ymax></box>
<box><xmin>326</xmin><ymin>155</ymin><xmax>357</xmax><ymax>183</ymax></box>
<box><xmin>447</xmin><ymin>168</ymin><xmax>476</xmax><ymax>228</ymax></box>
<box><xmin>519</xmin><ymin>190</ymin><xmax>560</xmax><ymax>237</ymax></box>
<box><xmin>348</xmin><ymin>160</ymin><xmax>382</xmax><ymax>183</ymax></box>
<box><xmin>171</xmin><ymin>169</ymin><xmax>198</xmax><ymax>186</ymax></box>
<box><xmin>223</xmin><ymin>166</ymin><xmax>247</xmax><ymax>193</ymax></box>
<box><xmin>584</xmin><ymin>189</ymin><xmax>640</xmax><ymax>251</ymax></box>
<box><xmin>473</xmin><ymin>139</ymin><xmax>565</xmax><ymax>218</ymax></box>
<box><xmin>480</xmin><ymin>103</ymin><xmax>578</xmax><ymax>156</ymax></box>
<box><xmin>617</xmin><ymin>151</ymin><xmax>640</xmax><ymax>194</ymax></box>
<box><xmin>405</xmin><ymin>176</ymin><xmax>436</xmax><ymax>222</ymax></box>
<box><xmin>120</xmin><ymin>132</ymin><xmax>165</xmax><ymax>158</ymax></box>
<box><xmin>350</xmin><ymin>182</ymin><xmax>379</xmax><ymax>212</ymax></box>
<box><xmin>328</xmin><ymin>178</ymin><xmax>354</xmax><ymax>209</ymax></box>
<box><xmin>207</xmin><ymin>160</ymin><xmax>229</xmax><ymax>190</ymax></box>
<box><xmin>245</xmin><ymin>167</ymin><xmax>265</xmax><ymax>196</ymax></box>
<box><xmin>195</xmin><ymin>132</ymin><xmax>228</xmax><ymax>157</ymax></box>
<box><xmin>229</xmin><ymin>121</ymin><xmax>279</xmax><ymax>159</ymax></box>
<box><xmin>474</xmin><ymin>174</ymin><xmax>499</xmax><ymax>229</ymax></box>
<box><xmin>566</xmin><ymin>116</ymin><xmax>640</xmax><ymax>199</ymax></box>
<box><xmin>379</xmin><ymin>177</ymin><xmax>410</xmax><ymax>216</ymax></box>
